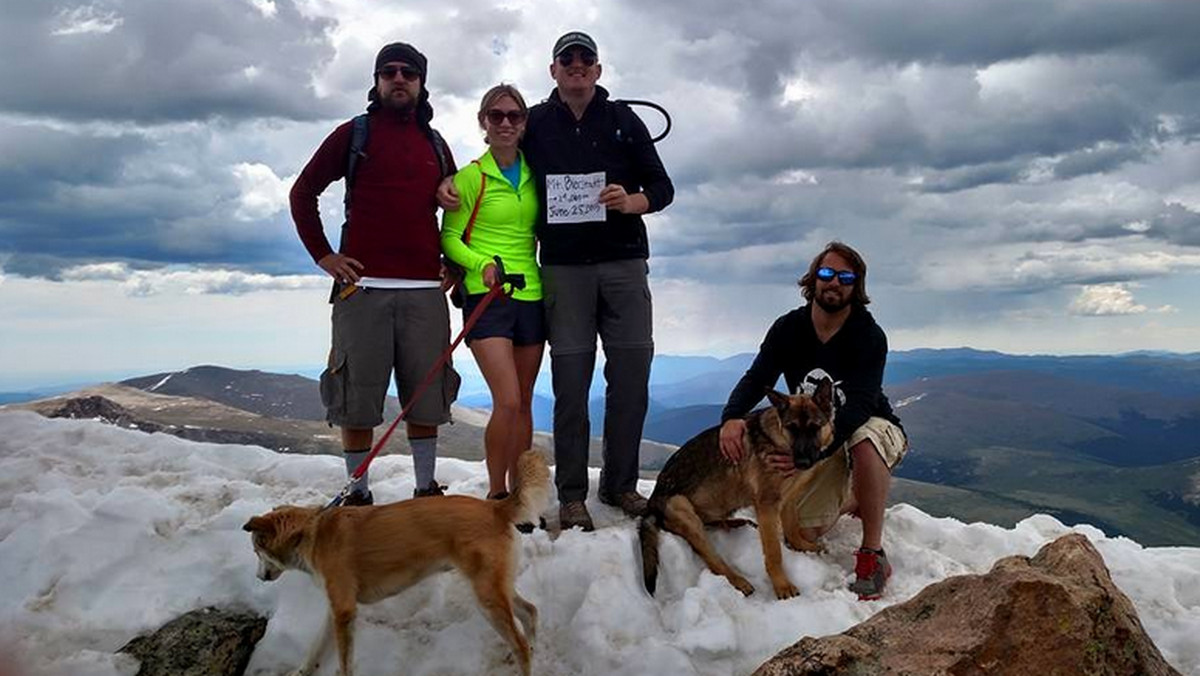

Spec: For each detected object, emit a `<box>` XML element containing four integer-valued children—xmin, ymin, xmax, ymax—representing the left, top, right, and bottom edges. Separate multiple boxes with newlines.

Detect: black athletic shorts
<box><xmin>461</xmin><ymin>293</ymin><xmax>546</xmax><ymax>347</ymax></box>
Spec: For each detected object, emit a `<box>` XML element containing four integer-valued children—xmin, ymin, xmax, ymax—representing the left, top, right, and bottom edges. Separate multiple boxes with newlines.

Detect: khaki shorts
<box><xmin>791</xmin><ymin>416</ymin><xmax>908</xmax><ymax>528</ymax></box>
<box><xmin>319</xmin><ymin>287</ymin><xmax>460</xmax><ymax>429</ymax></box>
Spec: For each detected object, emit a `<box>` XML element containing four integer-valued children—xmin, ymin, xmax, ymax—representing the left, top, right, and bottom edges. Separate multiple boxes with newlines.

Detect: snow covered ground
<box><xmin>1</xmin><ymin>410</ymin><xmax>1197</xmax><ymax>675</ymax></box>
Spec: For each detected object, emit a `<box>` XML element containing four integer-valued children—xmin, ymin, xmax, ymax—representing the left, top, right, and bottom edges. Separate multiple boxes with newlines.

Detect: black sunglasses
<box><xmin>485</xmin><ymin>109</ymin><xmax>527</xmax><ymax>125</ymax></box>
<box><xmin>816</xmin><ymin>266</ymin><xmax>857</xmax><ymax>285</ymax></box>
<box><xmin>556</xmin><ymin>50</ymin><xmax>597</xmax><ymax>67</ymax></box>
<box><xmin>375</xmin><ymin>65</ymin><xmax>421</xmax><ymax>81</ymax></box>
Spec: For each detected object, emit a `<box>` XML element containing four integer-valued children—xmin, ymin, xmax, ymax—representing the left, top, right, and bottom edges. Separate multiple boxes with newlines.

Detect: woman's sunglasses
<box><xmin>816</xmin><ymin>266</ymin><xmax>857</xmax><ymax>285</ymax></box>
<box><xmin>485</xmin><ymin>109</ymin><xmax>527</xmax><ymax>125</ymax></box>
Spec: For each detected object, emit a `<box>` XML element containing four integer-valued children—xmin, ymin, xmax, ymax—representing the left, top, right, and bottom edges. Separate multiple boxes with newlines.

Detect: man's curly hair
<box><xmin>798</xmin><ymin>241</ymin><xmax>871</xmax><ymax>307</ymax></box>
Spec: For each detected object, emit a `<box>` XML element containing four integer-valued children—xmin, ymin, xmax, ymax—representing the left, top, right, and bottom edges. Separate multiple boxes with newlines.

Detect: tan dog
<box><xmin>638</xmin><ymin>381</ymin><xmax>835</xmax><ymax>599</ymax></box>
<box><xmin>243</xmin><ymin>450</ymin><xmax>551</xmax><ymax>676</ymax></box>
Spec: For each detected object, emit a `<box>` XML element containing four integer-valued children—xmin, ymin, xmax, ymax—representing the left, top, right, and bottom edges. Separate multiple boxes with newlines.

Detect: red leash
<box><xmin>324</xmin><ymin>257</ymin><xmax>523</xmax><ymax>509</ymax></box>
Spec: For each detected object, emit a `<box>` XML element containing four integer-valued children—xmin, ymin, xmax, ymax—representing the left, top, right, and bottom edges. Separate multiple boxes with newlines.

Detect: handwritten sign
<box><xmin>546</xmin><ymin>172</ymin><xmax>606</xmax><ymax>224</ymax></box>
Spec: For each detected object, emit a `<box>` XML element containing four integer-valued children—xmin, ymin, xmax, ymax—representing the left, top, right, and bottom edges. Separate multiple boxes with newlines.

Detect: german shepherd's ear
<box><xmin>765</xmin><ymin>388</ymin><xmax>791</xmax><ymax>412</ymax></box>
<box><xmin>812</xmin><ymin>378</ymin><xmax>834</xmax><ymax>414</ymax></box>
<box><xmin>242</xmin><ymin>515</ymin><xmax>274</xmax><ymax>534</ymax></box>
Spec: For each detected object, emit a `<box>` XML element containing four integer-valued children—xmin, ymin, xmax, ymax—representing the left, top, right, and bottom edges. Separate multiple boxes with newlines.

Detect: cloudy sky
<box><xmin>2</xmin><ymin>0</ymin><xmax>1200</xmax><ymax>387</ymax></box>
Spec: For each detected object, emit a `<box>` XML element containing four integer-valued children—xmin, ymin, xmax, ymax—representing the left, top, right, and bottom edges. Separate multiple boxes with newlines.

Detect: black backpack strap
<box><xmin>343</xmin><ymin>113</ymin><xmax>370</xmax><ymax>220</ymax></box>
<box><xmin>612</xmin><ymin>100</ymin><xmax>637</xmax><ymax>145</ymax></box>
<box><xmin>329</xmin><ymin>113</ymin><xmax>369</xmax><ymax>304</ymax></box>
<box><xmin>428</xmin><ymin>128</ymin><xmax>451</xmax><ymax>178</ymax></box>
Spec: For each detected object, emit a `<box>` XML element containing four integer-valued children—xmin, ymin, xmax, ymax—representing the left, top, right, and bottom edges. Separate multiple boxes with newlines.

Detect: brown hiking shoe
<box><xmin>599</xmin><ymin>490</ymin><xmax>648</xmax><ymax>517</ymax></box>
<box><xmin>559</xmin><ymin>500</ymin><xmax>595</xmax><ymax>532</ymax></box>
<box><xmin>342</xmin><ymin>490</ymin><xmax>374</xmax><ymax>507</ymax></box>
<box><xmin>413</xmin><ymin>481</ymin><xmax>446</xmax><ymax>498</ymax></box>
<box><xmin>849</xmin><ymin>548</ymin><xmax>892</xmax><ymax>601</ymax></box>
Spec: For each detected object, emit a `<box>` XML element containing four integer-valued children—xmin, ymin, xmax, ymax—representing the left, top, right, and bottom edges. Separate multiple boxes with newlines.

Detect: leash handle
<box><xmin>491</xmin><ymin>255</ymin><xmax>525</xmax><ymax>293</ymax></box>
<box><xmin>323</xmin><ymin>266</ymin><xmax>514</xmax><ymax>509</ymax></box>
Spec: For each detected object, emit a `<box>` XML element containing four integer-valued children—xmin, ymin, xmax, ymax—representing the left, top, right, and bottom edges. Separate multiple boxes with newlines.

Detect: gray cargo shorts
<box><xmin>319</xmin><ymin>287</ymin><xmax>460</xmax><ymax>429</ymax></box>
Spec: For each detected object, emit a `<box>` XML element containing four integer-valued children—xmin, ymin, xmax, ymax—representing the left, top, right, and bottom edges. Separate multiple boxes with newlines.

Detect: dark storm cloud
<box><xmin>0</xmin><ymin>0</ymin><xmax>338</xmax><ymax>123</ymax></box>
<box><xmin>644</xmin><ymin>0</ymin><xmax>1200</xmax><ymax>76</ymax></box>
<box><xmin>1151</xmin><ymin>204</ymin><xmax>1200</xmax><ymax>247</ymax></box>
<box><xmin>0</xmin><ymin>116</ymin><xmax>317</xmax><ymax>279</ymax></box>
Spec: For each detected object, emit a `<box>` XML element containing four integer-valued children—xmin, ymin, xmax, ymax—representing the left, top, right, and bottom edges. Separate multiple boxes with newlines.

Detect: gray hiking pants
<box><xmin>543</xmin><ymin>259</ymin><xmax>654</xmax><ymax>503</ymax></box>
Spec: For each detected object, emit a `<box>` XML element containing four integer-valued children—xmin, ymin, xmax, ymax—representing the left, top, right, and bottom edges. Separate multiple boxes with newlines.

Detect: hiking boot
<box><xmin>342</xmin><ymin>490</ymin><xmax>374</xmax><ymax>507</ymax></box>
<box><xmin>413</xmin><ymin>481</ymin><xmax>446</xmax><ymax>498</ymax></box>
<box><xmin>599</xmin><ymin>490</ymin><xmax>648</xmax><ymax>517</ymax></box>
<box><xmin>849</xmin><ymin>548</ymin><xmax>892</xmax><ymax>601</ymax></box>
<box><xmin>559</xmin><ymin>501</ymin><xmax>595</xmax><ymax>532</ymax></box>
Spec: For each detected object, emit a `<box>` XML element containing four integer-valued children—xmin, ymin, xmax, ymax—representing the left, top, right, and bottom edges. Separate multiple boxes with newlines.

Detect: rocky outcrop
<box><xmin>754</xmin><ymin>534</ymin><xmax>1180</xmax><ymax>676</ymax></box>
<box><xmin>118</xmin><ymin>606</ymin><xmax>267</xmax><ymax>676</ymax></box>
<box><xmin>44</xmin><ymin>395</ymin><xmax>164</xmax><ymax>432</ymax></box>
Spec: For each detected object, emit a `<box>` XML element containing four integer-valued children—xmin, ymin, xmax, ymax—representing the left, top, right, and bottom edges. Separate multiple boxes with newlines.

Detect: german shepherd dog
<box><xmin>243</xmin><ymin>450</ymin><xmax>551</xmax><ymax>676</ymax></box>
<box><xmin>638</xmin><ymin>380</ymin><xmax>835</xmax><ymax>599</ymax></box>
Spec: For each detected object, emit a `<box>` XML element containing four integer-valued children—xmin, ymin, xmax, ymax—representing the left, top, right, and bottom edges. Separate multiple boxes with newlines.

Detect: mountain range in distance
<box><xmin>4</xmin><ymin>347</ymin><xmax>1199</xmax><ymax>547</ymax></box>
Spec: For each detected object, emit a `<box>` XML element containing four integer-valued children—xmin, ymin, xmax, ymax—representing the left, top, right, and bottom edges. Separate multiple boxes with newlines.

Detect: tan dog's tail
<box><xmin>496</xmin><ymin>450</ymin><xmax>551</xmax><ymax>525</ymax></box>
<box><xmin>638</xmin><ymin>514</ymin><xmax>661</xmax><ymax>595</ymax></box>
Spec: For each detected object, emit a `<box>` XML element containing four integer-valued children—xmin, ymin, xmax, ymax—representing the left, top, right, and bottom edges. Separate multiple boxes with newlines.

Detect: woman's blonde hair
<box><xmin>478</xmin><ymin>83</ymin><xmax>528</xmax><ymax>143</ymax></box>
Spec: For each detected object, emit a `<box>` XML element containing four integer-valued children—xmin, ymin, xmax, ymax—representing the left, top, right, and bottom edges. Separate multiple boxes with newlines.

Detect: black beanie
<box><xmin>367</xmin><ymin>42</ymin><xmax>434</xmax><ymax>124</ymax></box>
<box><xmin>374</xmin><ymin>42</ymin><xmax>427</xmax><ymax>79</ymax></box>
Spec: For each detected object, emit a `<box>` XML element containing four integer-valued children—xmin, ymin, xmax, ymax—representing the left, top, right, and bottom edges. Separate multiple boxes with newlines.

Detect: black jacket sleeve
<box><xmin>721</xmin><ymin>315</ymin><xmax>789</xmax><ymax>422</ymax></box>
<box><xmin>626</xmin><ymin>110</ymin><xmax>674</xmax><ymax>214</ymax></box>
<box><xmin>828</xmin><ymin>324</ymin><xmax>888</xmax><ymax>452</ymax></box>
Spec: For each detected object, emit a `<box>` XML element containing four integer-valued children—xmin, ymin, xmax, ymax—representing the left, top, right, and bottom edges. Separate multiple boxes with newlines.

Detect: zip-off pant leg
<box><xmin>543</xmin><ymin>264</ymin><xmax>599</xmax><ymax>503</ymax></box>
<box><xmin>551</xmin><ymin>350</ymin><xmax>597</xmax><ymax>502</ymax></box>
<box><xmin>600</xmin><ymin>346</ymin><xmax>652</xmax><ymax>495</ymax></box>
<box><xmin>597</xmin><ymin>259</ymin><xmax>654</xmax><ymax>495</ymax></box>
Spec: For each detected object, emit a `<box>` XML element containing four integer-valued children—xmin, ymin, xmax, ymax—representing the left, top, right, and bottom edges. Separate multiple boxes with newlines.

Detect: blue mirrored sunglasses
<box><xmin>816</xmin><ymin>266</ymin><xmax>857</xmax><ymax>285</ymax></box>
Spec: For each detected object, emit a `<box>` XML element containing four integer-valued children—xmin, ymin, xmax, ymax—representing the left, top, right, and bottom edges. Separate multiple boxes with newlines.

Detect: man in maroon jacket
<box><xmin>289</xmin><ymin>42</ymin><xmax>460</xmax><ymax>504</ymax></box>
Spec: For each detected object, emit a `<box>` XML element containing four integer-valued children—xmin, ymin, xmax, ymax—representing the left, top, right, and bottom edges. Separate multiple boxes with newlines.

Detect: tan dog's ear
<box><xmin>243</xmin><ymin>515</ymin><xmax>273</xmax><ymax>534</ymax></box>
<box><xmin>765</xmin><ymin>389</ymin><xmax>791</xmax><ymax>411</ymax></box>
<box><xmin>813</xmin><ymin>378</ymin><xmax>834</xmax><ymax>414</ymax></box>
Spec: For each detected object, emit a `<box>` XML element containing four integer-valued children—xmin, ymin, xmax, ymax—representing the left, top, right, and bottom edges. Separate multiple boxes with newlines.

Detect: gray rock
<box><xmin>754</xmin><ymin>534</ymin><xmax>1181</xmax><ymax>676</ymax></box>
<box><xmin>119</xmin><ymin>606</ymin><xmax>267</xmax><ymax>676</ymax></box>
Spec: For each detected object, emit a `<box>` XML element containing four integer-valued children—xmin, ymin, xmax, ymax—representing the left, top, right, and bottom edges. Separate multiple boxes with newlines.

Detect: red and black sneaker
<box><xmin>849</xmin><ymin>547</ymin><xmax>892</xmax><ymax>601</ymax></box>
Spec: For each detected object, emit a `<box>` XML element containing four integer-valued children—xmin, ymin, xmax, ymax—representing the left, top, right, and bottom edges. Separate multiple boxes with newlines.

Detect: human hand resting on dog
<box><xmin>719</xmin><ymin>419</ymin><xmax>747</xmax><ymax>463</ymax></box>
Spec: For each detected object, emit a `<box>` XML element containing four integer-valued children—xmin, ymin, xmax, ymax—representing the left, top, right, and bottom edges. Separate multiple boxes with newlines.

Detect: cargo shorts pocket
<box><xmin>882</xmin><ymin>422</ymin><xmax>908</xmax><ymax>469</ymax></box>
<box><xmin>442</xmin><ymin>363</ymin><xmax>462</xmax><ymax>411</ymax></box>
<box><xmin>319</xmin><ymin>352</ymin><xmax>348</xmax><ymax>422</ymax></box>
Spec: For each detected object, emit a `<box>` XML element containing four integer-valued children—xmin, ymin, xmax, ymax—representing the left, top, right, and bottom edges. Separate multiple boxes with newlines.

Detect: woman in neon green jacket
<box><xmin>442</xmin><ymin>84</ymin><xmax>542</xmax><ymax>500</ymax></box>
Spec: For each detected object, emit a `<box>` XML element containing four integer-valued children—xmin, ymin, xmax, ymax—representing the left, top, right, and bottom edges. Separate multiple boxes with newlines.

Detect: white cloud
<box><xmin>60</xmin><ymin>262</ymin><xmax>132</xmax><ymax>282</ymax></box>
<box><xmin>59</xmin><ymin>262</ymin><xmax>327</xmax><ymax>296</ymax></box>
<box><xmin>232</xmin><ymin>163</ymin><xmax>294</xmax><ymax>221</ymax></box>
<box><xmin>1069</xmin><ymin>284</ymin><xmax>1148</xmax><ymax>316</ymax></box>
<box><xmin>248</xmin><ymin>0</ymin><xmax>277</xmax><ymax>18</ymax></box>
<box><xmin>50</xmin><ymin>6</ymin><xmax>123</xmax><ymax>36</ymax></box>
<box><xmin>919</xmin><ymin>240</ymin><xmax>1200</xmax><ymax>292</ymax></box>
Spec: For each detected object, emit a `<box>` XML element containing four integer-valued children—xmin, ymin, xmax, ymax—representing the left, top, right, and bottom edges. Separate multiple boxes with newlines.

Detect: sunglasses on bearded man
<box><xmin>816</xmin><ymin>266</ymin><xmax>857</xmax><ymax>285</ymax></box>
<box><xmin>375</xmin><ymin>65</ymin><xmax>421</xmax><ymax>81</ymax></box>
